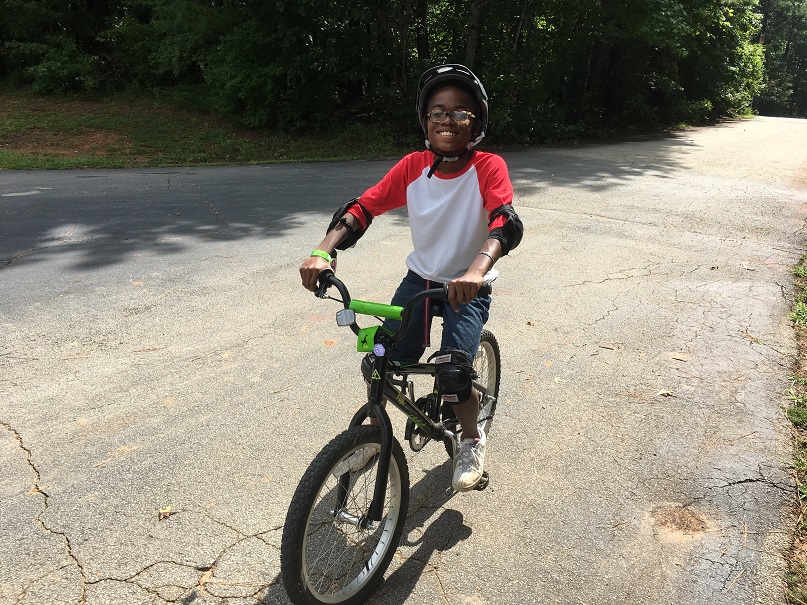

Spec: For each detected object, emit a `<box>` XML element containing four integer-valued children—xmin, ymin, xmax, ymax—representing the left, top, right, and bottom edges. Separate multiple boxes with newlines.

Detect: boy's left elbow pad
<box><xmin>488</xmin><ymin>204</ymin><xmax>523</xmax><ymax>255</ymax></box>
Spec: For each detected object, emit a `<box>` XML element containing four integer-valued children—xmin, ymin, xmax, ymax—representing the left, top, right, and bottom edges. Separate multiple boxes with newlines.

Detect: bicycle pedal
<box><xmin>474</xmin><ymin>471</ymin><xmax>490</xmax><ymax>491</ymax></box>
<box><xmin>406</xmin><ymin>419</ymin><xmax>429</xmax><ymax>452</ymax></box>
<box><xmin>408</xmin><ymin>432</ymin><xmax>429</xmax><ymax>452</ymax></box>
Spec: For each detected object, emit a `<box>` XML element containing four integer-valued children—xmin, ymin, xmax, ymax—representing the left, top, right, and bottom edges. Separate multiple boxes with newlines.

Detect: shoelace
<box><xmin>458</xmin><ymin>439</ymin><xmax>480</xmax><ymax>469</ymax></box>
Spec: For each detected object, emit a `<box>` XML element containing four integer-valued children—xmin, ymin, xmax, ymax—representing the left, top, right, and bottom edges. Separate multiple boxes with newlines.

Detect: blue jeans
<box><xmin>383</xmin><ymin>270</ymin><xmax>491</xmax><ymax>363</ymax></box>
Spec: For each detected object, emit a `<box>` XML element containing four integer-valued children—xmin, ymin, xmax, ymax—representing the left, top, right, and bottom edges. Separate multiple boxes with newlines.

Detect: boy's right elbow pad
<box><xmin>327</xmin><ymin>198</ymin><xmax>374</xmax><ymax>250</ymax></box>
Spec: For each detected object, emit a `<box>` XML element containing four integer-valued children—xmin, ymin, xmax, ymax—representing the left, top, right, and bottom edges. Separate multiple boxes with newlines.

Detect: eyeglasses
<box><xmin>426</xmin><ymin>110</ymin><xmax>476</xmax><ymax>125</ymax></box>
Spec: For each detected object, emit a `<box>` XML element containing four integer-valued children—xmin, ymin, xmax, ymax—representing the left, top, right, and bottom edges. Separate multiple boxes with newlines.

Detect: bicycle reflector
<box><xmin>336</xmin><ymin>309</ymin><xmax>356</xmax><ymax>327</ymax></box>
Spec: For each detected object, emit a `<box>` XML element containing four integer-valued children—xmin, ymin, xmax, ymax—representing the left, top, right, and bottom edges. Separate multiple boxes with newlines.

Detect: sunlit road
<box><xmin>2</xmin><ymin>116</ymin><xmax>807</xmax><ymax>604</ymax></box>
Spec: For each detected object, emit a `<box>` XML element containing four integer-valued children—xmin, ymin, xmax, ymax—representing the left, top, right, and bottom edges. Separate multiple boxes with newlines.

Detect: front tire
<box><xmin>281</xmin><ymin>426</ymin><xmax>410</xmax><ymax>605</ymax></box>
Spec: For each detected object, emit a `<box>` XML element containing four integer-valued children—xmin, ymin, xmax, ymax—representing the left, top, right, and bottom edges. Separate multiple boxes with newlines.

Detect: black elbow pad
<box><xmin>327</xmin><ymin>199</ymin><xmax>373</xmax><ymax>250</ymax></box>
<box><xmin>488</xmin><ymin>204</ymin><xmax>523</xmax><ymax>255</ymax></box>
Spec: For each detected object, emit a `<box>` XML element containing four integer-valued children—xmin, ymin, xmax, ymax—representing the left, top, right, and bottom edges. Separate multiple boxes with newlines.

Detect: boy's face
<box><xmin>424</xmin><ymin>84</ymin><xmax>480</xmax><ymax>156</ymax></box>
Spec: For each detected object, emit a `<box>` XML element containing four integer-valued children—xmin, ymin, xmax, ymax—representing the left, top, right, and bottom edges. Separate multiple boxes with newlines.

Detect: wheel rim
<box><xmin>474</xmin><ymin>338</ymin><xmax>498</xmax><ymax>434</ymax></box>
<box><xmin>301</xmin><ymin>443</ymin><xmax>403</xmax><ymax>602</ymax></box>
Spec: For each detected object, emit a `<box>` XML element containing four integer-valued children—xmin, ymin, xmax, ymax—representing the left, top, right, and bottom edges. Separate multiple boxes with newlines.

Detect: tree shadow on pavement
<box><xmin>504</xmin><ymin>131</ymin><xmax>697</xmax><ymax>199</ymax></box>
<box><xmin>1</xmin><ymin>132</ymin><xmax>697</xmax><ymax>271</ymax></box>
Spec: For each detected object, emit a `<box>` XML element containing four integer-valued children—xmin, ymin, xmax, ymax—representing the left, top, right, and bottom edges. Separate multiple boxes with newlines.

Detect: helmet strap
<box><xmin>425</xmin><ymin>144</ymin><xmax>470</xmax><ymax>179</ymax></box>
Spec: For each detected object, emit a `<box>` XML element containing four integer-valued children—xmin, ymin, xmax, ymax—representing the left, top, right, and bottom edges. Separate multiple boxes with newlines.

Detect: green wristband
<box><xmin>311</xmin><ymin>249</ymin><xmax>334</xmax><ymax>263</ymax></box>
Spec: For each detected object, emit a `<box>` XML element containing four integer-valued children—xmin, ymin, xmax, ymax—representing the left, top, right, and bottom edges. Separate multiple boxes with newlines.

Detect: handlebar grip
<box><xmin>315</xmin><ymin>269</ymin><xmax>352</xmax><ymax>307</ymax></box>
<box><xmin>315</xmin><ymin>269</ymin><xmax>335</xmax><ymax>298</ymax></box>
<box><xmin>439</xmin><ymin>282</ymin><xmax>493</xmax><ymax>299</ymax></box>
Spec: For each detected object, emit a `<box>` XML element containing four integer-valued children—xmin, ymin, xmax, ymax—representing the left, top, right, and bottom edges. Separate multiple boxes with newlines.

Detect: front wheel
<box><xmin>281</xmin><ymin>426</ymin><xmax>410</xmax><ymax>605</ymax></box>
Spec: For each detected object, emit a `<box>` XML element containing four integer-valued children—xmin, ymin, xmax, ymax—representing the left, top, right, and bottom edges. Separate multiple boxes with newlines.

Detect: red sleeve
<box><xmin>346</xmin><ymin>152</ymin><xmax>430</xmax><ymax>229</ymax></box>
<box><xmin>473</xmin><ymin>153</ymin><xmax>514</xmax><ymax>230</ymax></box>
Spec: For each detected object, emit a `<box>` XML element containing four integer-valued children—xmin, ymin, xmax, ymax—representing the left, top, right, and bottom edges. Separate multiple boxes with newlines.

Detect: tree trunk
<box><xmin>512</xmin><ymin>0</ymin><xmax>531</xmax><ymax>53</ymax></box>
<box><xmin>464</xmin><ymin>0</ymin><xmax>488</xmax><ymax>69</ymax></box>
<box><xmin>757</xmin><ymin>0</ymin><xmax>772</xmax><ymax>44</ymax></box>
<box><xmin>416</xmin><ymin>0</ymin><xmax>430</xmax><ymax>63</ymax></box>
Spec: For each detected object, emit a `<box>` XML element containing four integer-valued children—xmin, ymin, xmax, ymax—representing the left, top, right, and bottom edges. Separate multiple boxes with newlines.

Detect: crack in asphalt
<box><xmin>4</xmin><ymin>245</ymin><xmax>38</xmax><ymax>267</ymax></box>
<box><xmin>82</xmin><ymin>521</ymin><xmax>285</xmax><ymax>602</ymax></box>
<box><xmin>698</xmin><ymin>466</ymin><xmax>791</xmax><ymax>495</ymax></box>
<box><xmin>4</xmin><ymin>224</ymin><xmax>78</xmax><ymax>267</ymax></box>
<box><xmin>86</xmin><ymin>559</ymin><xmax>212</xmax><ymax>602</ymax></box>
<box><xmin>561</xmin><ymin>262</ymin><xmax>722</xmax><ymax>291</ymax></box>
<box><xmin>14</xmin><ymin>563</ymin><xmax>75</xmax><ymax>605</ymax></box>
<box><xmin>432</xmin><ymin>554</ymin><xmax>450</xmax><ymax>604</ymax></box>
<box><xmin>207</xmin><ymin>201</ymin><xmax>231</xmax><ymax>228</ymax></box>
<box><xmin>1</xmin><ymin>421</ymin><xmax>88</xmax><ymax>604</ymax></box>
<box><xmin>2</xmin><ymin>412</ymin><xmax>288</xmax><ymax>604</ymax></box>
<box><xmin>144</xmin><ymin>515</ymin><xmax>282</xmax><ymax>601</ymax></box>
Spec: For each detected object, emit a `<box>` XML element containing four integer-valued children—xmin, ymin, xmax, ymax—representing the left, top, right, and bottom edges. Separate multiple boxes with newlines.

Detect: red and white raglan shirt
<box><xmin>347</xmin><ymin>150</ymin><xmax>514</xmax><ymax>283</ymax></box>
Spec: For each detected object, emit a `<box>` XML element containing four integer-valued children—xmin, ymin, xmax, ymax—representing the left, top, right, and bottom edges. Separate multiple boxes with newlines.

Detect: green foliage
<box><xmin>790</xmin><ymin>405</ymin><xmax>807</xmax><ymax>428</ymax></box>
<box><xmin>787</xmin><ymin>563</ymin><xmax>807</xmax><ymax>604</ymax></box>
<box><xmin>5</xmin><ymin>37</ymin><xmax>98</xmax><ymax>93</ymax></box>
<box><xmin>1</xmin><ymin>0</ymin><xmax>802</xmax><ymax>133</ymax></box>
<box><xmin>0</xmin><ymin>0</ymin><xmax>98</xmax><ymax>92</ymax></box>
<box><xmin>678</xmin><ymin>0</ymin><xmax>764</xmax><ymax>117</ymax></box>
<box><xmin>756</xmin><ymin>0</ymin><xmax>807</xmax><ymax>116</ymax></box>
<box><xmin>793</xmin><ymin>302</ymin><xmax>807</xmax><ymax>326</ymax></box>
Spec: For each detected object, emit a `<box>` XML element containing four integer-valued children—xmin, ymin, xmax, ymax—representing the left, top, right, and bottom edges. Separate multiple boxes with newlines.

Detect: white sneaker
<box><xmin>452</xmin><ymin>430</ymin><xmax>486</xmax><ymax>492</ymax></box>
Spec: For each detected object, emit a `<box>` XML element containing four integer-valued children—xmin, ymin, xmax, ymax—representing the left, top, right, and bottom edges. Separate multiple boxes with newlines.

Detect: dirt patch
<box><xmin>652</xmin><ymin>504</ymin><xmax>709</xmax><ymax>542</ymax></box>
<box><xmin>794</xmin><ymin>161</ymin><xmax>807</xmax><ymax>190</ymax></box>
<box><xmin>2</xmin><ymin>128</ymin><xmax>130</xmax><ymax>157</ymax></box>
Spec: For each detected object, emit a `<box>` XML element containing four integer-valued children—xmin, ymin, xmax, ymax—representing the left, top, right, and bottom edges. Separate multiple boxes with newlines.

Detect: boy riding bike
<box><xmin>300</xmin><ymin>63</ymin><xmax>523</xmax><ymax>492</ymax></box>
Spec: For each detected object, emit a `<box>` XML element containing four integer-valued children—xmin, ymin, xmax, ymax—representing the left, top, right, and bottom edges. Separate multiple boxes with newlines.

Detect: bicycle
<box><xmin>280</xmin><ymin>269</ymin><xmax>501</xmax><ymax>605</ymax></box>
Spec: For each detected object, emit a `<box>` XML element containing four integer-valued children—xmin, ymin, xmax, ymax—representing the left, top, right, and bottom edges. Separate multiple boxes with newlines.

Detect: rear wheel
<box><xmin>443</xmin><ymin>329</ymin><xmax>501</xmax><ymax>458</ymax></box>
<box><xmin>281</xmin><ymin>426</ymin><xmax>410</xmax><ymax>605</ymax></box>
<box><xmin>474</xmin><ymin>329</ymin><xmax>501</xmax><ymax>436</ymax></box>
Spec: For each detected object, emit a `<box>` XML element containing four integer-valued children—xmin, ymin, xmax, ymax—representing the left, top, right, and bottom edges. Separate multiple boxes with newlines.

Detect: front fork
<box><xmin>347</xmin><ymin>349</ymin><xmax>394</xmax><ymax>524</ymax></box>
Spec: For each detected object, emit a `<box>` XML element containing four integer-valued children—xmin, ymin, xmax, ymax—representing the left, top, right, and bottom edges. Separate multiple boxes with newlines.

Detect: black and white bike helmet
<box><xmin>415</xmin><ymin>63</ymin><xmax>489</xmax><ymax>151</ymax></box>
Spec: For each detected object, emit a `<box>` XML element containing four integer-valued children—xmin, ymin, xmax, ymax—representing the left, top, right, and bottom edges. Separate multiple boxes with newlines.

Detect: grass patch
<box><xmin>0</xmin><ymin>91</ymin><xmax>414</xmax><ymax>169</ymax></box>
<box><xmin>790</xmin><ymin>403</ymin><xmax>807</xmax><ymax>429</ymax></box>
<box><xmin>787</xmin><ymin>255</ymin><xmax>807</xmax><ymax>604</ymax></box>
<box><xmin>794</xmin><ymin>302</ymin><xmax>807</xmax><ymax>326</ymax></box>
<box><xmin>789</xmin><ymin>565</ymin><xmax>807</xmax><ymax>605</ymax></box>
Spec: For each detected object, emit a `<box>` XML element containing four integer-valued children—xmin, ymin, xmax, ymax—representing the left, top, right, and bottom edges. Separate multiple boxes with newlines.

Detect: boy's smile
<box><xmin>425</xmin><ymin>85</ymin><xmax>480</xmax><ymax>164</ymax></box>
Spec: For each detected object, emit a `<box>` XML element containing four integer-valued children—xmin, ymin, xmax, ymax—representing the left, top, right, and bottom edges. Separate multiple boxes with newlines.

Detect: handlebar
<box><xmin>315</xmin><ymin>269</ymin><xmax>493</xmax><ymax>342</ymax></box>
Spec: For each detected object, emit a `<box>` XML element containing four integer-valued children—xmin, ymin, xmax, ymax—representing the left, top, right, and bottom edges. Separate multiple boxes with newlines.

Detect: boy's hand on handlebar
<box><xmin>447</xmin><ymin>271</ymin><xmax>484</xmax><ymax>312</ymax></box>
<box><xmin>300</xmin><ymin>256</ymin><xmax>334</xmax><ymax>292</ymax></box>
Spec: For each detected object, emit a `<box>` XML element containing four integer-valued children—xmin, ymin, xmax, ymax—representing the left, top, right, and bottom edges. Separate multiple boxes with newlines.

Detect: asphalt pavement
<box><xmin>2</xmin><ymin>116</ymin><xmax>807</xmax><ymax>604</ymax></box>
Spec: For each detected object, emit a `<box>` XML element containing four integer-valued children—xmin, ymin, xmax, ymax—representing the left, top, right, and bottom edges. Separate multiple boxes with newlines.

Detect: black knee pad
<box><xmin>430</xmin><ymin>349</ymin><xmax>473</xmax><ymax>403</ymax></box>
